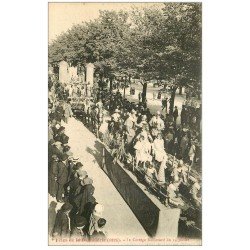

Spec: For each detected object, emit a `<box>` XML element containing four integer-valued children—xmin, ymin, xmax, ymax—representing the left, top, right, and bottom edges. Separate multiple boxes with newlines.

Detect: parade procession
<box><xmin>48</xmin><ymin>2</ymin><xmax>202</xmax><ymax>246</ymax></box>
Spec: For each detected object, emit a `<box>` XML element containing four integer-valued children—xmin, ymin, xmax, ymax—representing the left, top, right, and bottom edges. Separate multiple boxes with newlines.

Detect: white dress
<box><xmin>158</xmin><ymin>158</ymin><xmax>168</xmax><ymax>183</ymax></box>
<box><xmin>134</xmin><ymin>140</ymin><xmax>152</xmax><ymax>162</ymax></box>
<box><xmin>153</xmin><ymin>138</ymin><xmax>167</xmax><ymax>162</ymax></box>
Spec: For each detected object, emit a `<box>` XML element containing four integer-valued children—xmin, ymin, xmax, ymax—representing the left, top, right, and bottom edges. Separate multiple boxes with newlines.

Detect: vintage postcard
<box><xmin>48</xmin><ymin>2</ymin><xmax>202</xmax><ymax>245</ymax></box>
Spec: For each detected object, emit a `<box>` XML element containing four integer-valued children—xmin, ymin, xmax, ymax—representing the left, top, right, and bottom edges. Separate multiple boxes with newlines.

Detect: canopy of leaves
<box><xmin>49</xmin><ymin>3</ymin><xmax>201</xmax><ymax>87</ymax></box>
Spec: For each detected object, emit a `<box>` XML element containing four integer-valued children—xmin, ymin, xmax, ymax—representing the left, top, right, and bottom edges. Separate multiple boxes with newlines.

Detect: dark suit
<box><xmin>55</xmin><ymin>106</ymin><xmax>64</xmax><ymax>122</ymax></box>
<box><xmin>53</xmin><ymin>210</ymin><xmax>70</xmax><ymax>237</ymax></box>
<box><xmin>67</xmin><ymin>177</ymin><xmax>82</xmax><ymax>200</ymax></box>
<box><xmin>49</xmin><ymin>160</ymin><xmax>58</xmax><ymax>197</ymax></box>
<box><xmin>57</xmin><ymin>161</ymin><xmax>68</xmax><ymax>201</ymax></box>
<box><xmin>54</xmin><ymin>133</ymin><xmax>69</xmax><ymax>145</ymax></box>
<box><xmin>49</xmin><ymin>145</ymin><xmax>62</xmax><ymax>163</ymax></box>
<box><xmin>61</xmin><ymin>134</ymin><xmax>69</xmax><ymax>144</ymax></box>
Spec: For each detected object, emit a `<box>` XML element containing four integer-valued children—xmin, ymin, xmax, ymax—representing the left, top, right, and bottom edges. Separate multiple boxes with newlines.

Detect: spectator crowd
<box><xmin>48</xmin><ymin>77</ymin><xmax>107</xmax><ymax>240</ymax></box>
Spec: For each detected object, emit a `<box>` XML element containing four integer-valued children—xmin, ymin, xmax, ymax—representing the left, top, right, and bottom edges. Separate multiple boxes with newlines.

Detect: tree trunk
<box><xmin>169</xmin><ymin>87</ymin><xmax>177</xmax><ymax>115</ymax></box>
<box><xmin>109</xmin><ymin>77</ymin><xmax>113</xmax><ymax>93</ymax></box>
<box><xmin>142</xmin><ymin>82</ymin><xmax>147</xmax><ymax>103</ymax></box>
<box><xmin>123</xmin><ymin>85</ymin><xmax>126</xmax><ymax>99</ymax></box>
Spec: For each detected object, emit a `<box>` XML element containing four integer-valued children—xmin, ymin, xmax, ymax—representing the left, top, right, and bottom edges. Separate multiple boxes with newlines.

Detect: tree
<box><xmin>49</xmin><ymin>3</ymin><xmax>201</xmax><ymax>111</ymax></box>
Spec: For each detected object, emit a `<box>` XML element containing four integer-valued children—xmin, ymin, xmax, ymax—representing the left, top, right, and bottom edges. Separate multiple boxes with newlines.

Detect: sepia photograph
<box><xmin>48</xmin><ymin>2</ymin><xmax>202</xmax><ymax>246</ymax></box>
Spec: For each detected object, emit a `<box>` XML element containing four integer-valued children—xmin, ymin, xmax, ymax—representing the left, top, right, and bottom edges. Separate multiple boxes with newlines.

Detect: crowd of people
<box><xmin>70</xmin><ymin>88</ymin><xmax>202</xmax><ymax>209</ymax></box>
<box><xmin>48</xmin><ymin>77</ymin><xmax>107</xmax><ymax>240</ymax></box>
<box><xmin>48</xmin><ymin>74</ymin><xmax>202</xmax><ymax>237</ymax></box>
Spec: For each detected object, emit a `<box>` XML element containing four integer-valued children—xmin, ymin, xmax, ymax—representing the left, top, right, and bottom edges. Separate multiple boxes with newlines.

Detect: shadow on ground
<box><xmin>86</xmin><ymin>140</ymin><xmax>104</xmax><ymax>167</ymax></box>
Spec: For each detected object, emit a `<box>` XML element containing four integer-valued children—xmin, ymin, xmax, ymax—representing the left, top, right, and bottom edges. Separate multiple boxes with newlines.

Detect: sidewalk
<box><xmin>63</xmin><ymin>117</ymin><xmax>148</xmax><ymax>238</ymax></box>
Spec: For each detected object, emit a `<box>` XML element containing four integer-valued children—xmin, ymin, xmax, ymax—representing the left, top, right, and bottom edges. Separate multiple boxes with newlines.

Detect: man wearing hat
<box><xmin>74</xmin><ymin>177</ymin><xmax>96</xmax><ymax>217</ymax></box>
<box><xmin>173</xmin><ymin>106</ymin><xmax>179</xmax><ymax>123</ymax></box>
<box><xmin>49</xmin><ymin>140</ymin><xmax>63</xmax><ymax>164</ymax></box>
<box><xmin>63</xmin><ymin>145</ymin><xmax>73</xmax><ymax>157</ymax></box>
<box><xmin>61</xmin><ymin>133</ymin><xmax>69</xmax><ymax>145</ymax></box>
<box><xmin>54</xmin><ymin>102</ymin><xmax>65</xmax><ymax>123</ymax></box>
<box><xmin>49</xmin><ymin>154</ymin><xmax>59</xmax><ymax>198</ymax></box>
<box><xmin>52</xmin><ymin>202</ymin><xmax>73</xmax><ymax>237</ymax></box>
<box><xmin>56</xmin><ymin>154</ymin><xmax>69</xmax><ymax>202</ymax></box>
<box><xmin>54</xmin><ymin>126</ymin><xmax>68</xmax><ymax>144</ymax></box>
<box><xmin>66</xmin><ymin>168</ymin><xmax>87</xmax><ymax>206</ymax></box>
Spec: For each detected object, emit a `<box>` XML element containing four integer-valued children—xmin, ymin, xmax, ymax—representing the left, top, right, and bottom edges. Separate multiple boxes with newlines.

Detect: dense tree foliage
<box><xmin>49</xmin><ymin>3</ymin><xmax>201</xmax><ymax>110</ymax></box>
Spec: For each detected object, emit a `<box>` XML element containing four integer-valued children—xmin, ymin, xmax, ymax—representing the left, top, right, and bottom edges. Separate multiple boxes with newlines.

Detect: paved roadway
<box><xmin>116</xmin><ymin>83</ymin><xmax>187</xmax><ymax>124</ymax></box>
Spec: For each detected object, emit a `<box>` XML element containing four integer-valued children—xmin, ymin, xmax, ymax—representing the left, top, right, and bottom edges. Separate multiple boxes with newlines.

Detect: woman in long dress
<box><xmin>63</xmin><ymin>101</ymin><xmax>73</xmax><ymax>123</ymax></box>
<box><xmin>158</xmin><ymin>156</ymin><xmax>168</xmax><ymax>184</ymax></box>
<box><xmin>152</xmin><ymin>133</ymin><xmax>167</xmax><ymax>163</ymax></box>
<box><xmin>134</xmin><ymin>135</ymin><xmax>152</xmax><ymax>168</ymax></box>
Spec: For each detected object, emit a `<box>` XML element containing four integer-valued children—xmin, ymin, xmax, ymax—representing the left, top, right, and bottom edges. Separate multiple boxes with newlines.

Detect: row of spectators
<box><xmin>48</xmin><ymin>79</ymin><xmax>107</xmax><ymax>240</ymax></box>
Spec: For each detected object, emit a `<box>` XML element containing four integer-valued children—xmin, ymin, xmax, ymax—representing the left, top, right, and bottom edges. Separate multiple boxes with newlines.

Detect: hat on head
<box><xmin>81</xmin><ymin>177</ymin><xmax>93</xmax><ymax>186</ymax></box>
<box><xmin>63</xmin><ymin>145</ymin><xmax>70</xmax><ymax>151</ymax></box>
<box><xmin>76</xmin><ymin>162</ymin><xmax>83</xmax><ymax>168</ymax></box>
<box><xmin>73</xmin><ymin>164</ymin><xmax>81</xmax><ymax>171</ymax></box>
<box><xmin>114</xmin><ymin>109</ymin><xmax>120</xmax><ymax>113</ymax></box>
<box><xmin>58</xmin><ymin>126</ymin><xmax>65</xmax><ymax>133</ymax></box>
<box><xmin>74</xmin><ymin>215</ymin><xmax>87</xmax><ymax>228</ymax></box>
<box><xmin>131</xmin><ymin>109</ymin><xmax>136</xmax><ymax>114</ymax></box>
<box><xmin>61</xmin><ymin>202</ymin><xmax>73</xmax><ymax>212</ymax></box>
<box><xmin>157</xmin><ymin>111</ymin><xmax>161</xmax><ymax>115</ymax></box>
<box><xmin>93</xmin><ymin>204</ymin><xmax>104</xmax><ymax>218</ymax></box>
<box><xmin>60</xmin><ymin>154</ymin><xmax>68</xmax><ymax>161</ymax></box>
